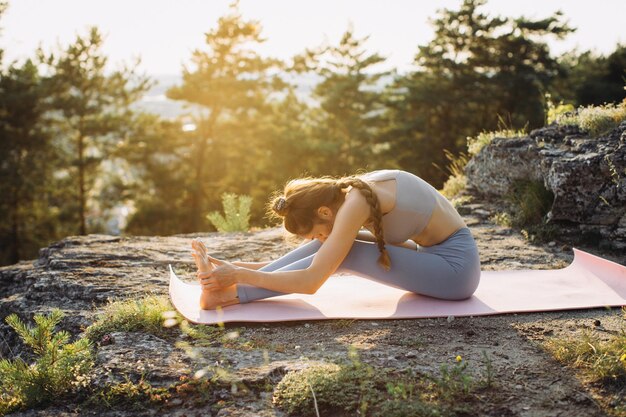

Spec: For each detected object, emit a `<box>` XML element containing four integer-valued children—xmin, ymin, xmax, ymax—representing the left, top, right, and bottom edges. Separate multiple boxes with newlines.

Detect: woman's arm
<box><xmin>236</xmin><ymin>191</ymin><xmax>371</xmax><ymax>295</ymax></box>
<box><xmin>232</xmin><ymin>260</ymin><xmax>271</xmax><ymax>270</ymax></box>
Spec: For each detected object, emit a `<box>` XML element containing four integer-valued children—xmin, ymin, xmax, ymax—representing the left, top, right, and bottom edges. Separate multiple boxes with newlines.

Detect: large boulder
<box><xmin>465</xmin><ymin>122</ymin><xmax>626</xmax><ymax>250</ymax></box>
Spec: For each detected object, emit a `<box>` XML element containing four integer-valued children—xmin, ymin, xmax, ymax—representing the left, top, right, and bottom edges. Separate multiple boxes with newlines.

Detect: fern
<box><xmin>207</xmin><ymin>192</ymin><xmax>253</xmax><ymax>232</ymax></box>
<box><xmin>0</xmin><ymin>309</ymin><xmax>93</xmax><ymax>415</ymax></box>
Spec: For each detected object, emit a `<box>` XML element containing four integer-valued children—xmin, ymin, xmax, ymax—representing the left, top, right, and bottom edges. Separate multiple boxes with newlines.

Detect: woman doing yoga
<box><xmin>191</xmin><ymin>169</ymin><xmax>481</xmax><ymax>310</ymax></box>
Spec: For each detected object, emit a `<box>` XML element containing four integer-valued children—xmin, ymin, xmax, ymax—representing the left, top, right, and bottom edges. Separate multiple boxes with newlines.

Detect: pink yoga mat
<box><xmin>168</xmin><ymin>248</ymin><xmax>626</xmax><ymax>324</ymax></box>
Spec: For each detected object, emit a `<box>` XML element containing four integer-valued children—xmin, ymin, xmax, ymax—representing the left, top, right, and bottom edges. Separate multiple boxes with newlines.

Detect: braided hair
<box><xmin>267</xmin><ymin>174</ymin><xmax>391</xmax><ymax>271</ymax></box>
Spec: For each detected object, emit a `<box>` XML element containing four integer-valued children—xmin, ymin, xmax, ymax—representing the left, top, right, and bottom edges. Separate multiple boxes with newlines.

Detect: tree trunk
<box><xmin>10</xmin><ymin>184</ymin><xmax>20</xmax><ymax>264</ymax></box>
<box><xmin>191</xmin><ymin>125</ymin><xmax>208</xmax><ymax>232</ymax></box>
<box><xmin>190</xmin><ymin>110</ymin><xmax>220</xmax><ymax>232</ymax></box>
<box><xmin>78</xmin><ymin>131</ymin><xmax>86</xmax><ymax>235</ymax></box>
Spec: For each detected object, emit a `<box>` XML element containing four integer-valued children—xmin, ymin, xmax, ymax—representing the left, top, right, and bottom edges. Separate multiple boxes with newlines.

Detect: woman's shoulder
<box><xmin>338</xmin><ymin>185</ymin><xmax>372</xmax><ymax>222</ymax></box>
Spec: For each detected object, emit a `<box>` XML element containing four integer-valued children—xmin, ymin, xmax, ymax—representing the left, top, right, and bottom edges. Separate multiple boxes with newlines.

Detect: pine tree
<box><xmin>292</xmin><ymin>25</ymin><xmax>390</xmax><ymax>174</ymax></box>
<box><xmin>387</xmin><ymin>0</ymin><xmax>572</xmax><ymax>186</ymax></box>
<box><xmin>116</xmin><ymin>114</ymin><xmax>197</xmax><ymax>235</ymax></box>
<box><xmin>0</xmin><ymin>58</ymin><xmax>60</xmax><ymax>265</ymax></box>
<box><xmin>36</xmin><ymin>27</ymin><xmax>153</xmax><ymax>235</ymax></box>
<box><xmin>0</xmin><ymin>309</ymin><xmax>93</xmax><ymax>413</ymax></box>
<box><xmin>553</xmin><ymin>45</ymin><xmax>626</xmax><ymax>106</ymax></box>
<box><xmin>166</xmin><ymin>1</ymin><xmax>285</xmax><ymax>231</ymax></box>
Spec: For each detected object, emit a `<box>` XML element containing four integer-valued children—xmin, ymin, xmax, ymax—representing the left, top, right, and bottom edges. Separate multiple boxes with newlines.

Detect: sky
<box><xmin>1</xmin><ymin>0</ymin><xmax>625</xmax><ymax>77</ymax></box>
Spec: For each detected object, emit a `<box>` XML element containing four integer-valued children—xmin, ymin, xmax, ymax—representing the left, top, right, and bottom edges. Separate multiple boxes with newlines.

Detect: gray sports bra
<box><xmin>358</xmin><ymin>169</ymin><xmax>438</xmax><ymax>243</ymax></box>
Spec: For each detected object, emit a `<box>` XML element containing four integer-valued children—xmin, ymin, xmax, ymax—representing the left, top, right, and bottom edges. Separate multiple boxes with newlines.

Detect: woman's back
<box><xmin>359</xmin><ymin>169</ymin><xmax>467</xmax><ymax>246</ymax></box>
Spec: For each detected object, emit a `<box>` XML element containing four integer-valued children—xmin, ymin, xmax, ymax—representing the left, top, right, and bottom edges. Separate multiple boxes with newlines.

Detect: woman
<box><xmin>191</xmin><ymin>169</ymin><xmax>481</xmax><ymax>310</ymax></box>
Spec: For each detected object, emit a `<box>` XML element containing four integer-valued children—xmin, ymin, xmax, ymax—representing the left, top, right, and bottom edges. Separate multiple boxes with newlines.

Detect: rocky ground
<box><xmin>1</xmin><ymin>194</ymin><xmax>625</xmax><ymax>417</ymax></box>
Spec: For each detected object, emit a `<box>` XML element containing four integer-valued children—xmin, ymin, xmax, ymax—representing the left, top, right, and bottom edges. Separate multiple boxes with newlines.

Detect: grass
<box><xmin>84</xmin><ymin>294</ymin><xmax>181</xmax><ymax>342</ymax></box>
<box><xmin>490</xmin><ymin>211</ymin><xmax>513</xmax><ymax>228</ymax></box>
<box><xmin>488</xmin><ymin>178</ymin><xmax>558</xmax><ymax>243</ymax></box>
<box><xmin>506</xmin><ymin>179</ymin><xmax>553</xmax><ymax>226</ymax></box>
<box><xmin>501</xmin><ymin>178</ymin><xmax>559</xmax><ymax>243</ymax></box>
<box><xmin>439</xmin><ymin>125</ymin><xmax>526</xmax><ymax>200</ymax></box>
<box><xmin>544</xmin><ymin>311</ymin><xmax>626</xmax><ymax>386</ymax></box>
<box><xmin>84</xmin><ymin>376</ymin><xmax>170</xmax><ymax>411</ymax></box>
<box><xmin>440</xmin><ymin>173</ymin><xmax>468</xmax><ymax>199</ymax></box>
<box><xmin>466</xmin><ymin>128</ymin><xmax>526</xmax><ymax>157</ymax></box>
<box><xmin>545</xmin><ymin>94</ymin><xmax>575</xmax><ymax>125</ymax></box>
<box><xmin>438</xmin><ymin>149</ymin><xmax>470</xmax><ymax>199</ymax></box>
<box><xmin>543</xmin><ymin>309</ymin><xmax>626</xmax><ymax>416</ymax></box>
<box><xmin>177</xmin><ymin>320</ymin><xmax>288</xmax><ymax>353</ymax></box>
<box><xmin>554</xmin><ymin>101</ymin><xmax>626</xmax><ymax>137</ymax></box>
<box><xmin>271</xmin><ymin>346</ymin><xmax>494</xmax><ymax>416</ymax></box>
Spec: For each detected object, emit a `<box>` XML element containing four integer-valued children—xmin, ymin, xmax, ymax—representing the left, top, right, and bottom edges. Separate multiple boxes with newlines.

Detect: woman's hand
<box><xmin>197</xmin><ymin>255</ymin><xmax>240</xmax><ymax>290</ymax></box>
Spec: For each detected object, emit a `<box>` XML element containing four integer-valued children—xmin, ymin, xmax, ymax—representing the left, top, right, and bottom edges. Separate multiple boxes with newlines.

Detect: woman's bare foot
<box><xmin>191</xmin><ymin>239</ymin><xmax>240</xmax><ymax>310</ymax></box>
<box><xmin>199</xmin><ymin>285</ymin><xmax>240</xmax><ymax>310</ymax></box>
<box><xmin>191</xmin><ymin>239</ymin><xmax>213</xmax><ymax>275</ymax></box>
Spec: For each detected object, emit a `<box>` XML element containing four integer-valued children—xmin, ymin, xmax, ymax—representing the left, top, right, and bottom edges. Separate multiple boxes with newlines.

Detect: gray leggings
<box><xmin>236</xmin><ymin>227</ymin><xmax>481</xmax><ymax>303</ymax></box>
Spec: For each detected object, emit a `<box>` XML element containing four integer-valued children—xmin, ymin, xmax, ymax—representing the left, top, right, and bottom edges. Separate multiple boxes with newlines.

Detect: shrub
<box><xmin>555</xmin><ymin>102</ymin><xmax>626</xmax><ymax>137</ymax></box>
<box><xmin>84</xmin><ymin>295</ymin><xmax>179</xmax><ymax>342</ymax></box>
<box><xmin>505</xmin><ymin>179</ymin><xmax>554</xmax><ymax>227</ymax></box>
<box><xmin>0</xmin><ymin>309</ymin><xmax>93</xmax><ymax>415</ymax></box>
<box><xmin>207</xmin><ymin>192</ymin><xmax>253</xmax><ymax>232</ymax></box>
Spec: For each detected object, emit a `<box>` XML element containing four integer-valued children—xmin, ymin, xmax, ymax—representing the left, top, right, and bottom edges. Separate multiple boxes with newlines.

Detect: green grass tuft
<box><xmin>429</xmin><ymin>356</ymin><xmax>477</xmax><ymax>401</ymax></box>
<box><xmin>272</xmin><ymin>347</ymin><xmax>493</xmax><ymax>416</ymax></box>
<box><xmin>440</xmin><ymin>174</ymin><xmax>468</xmax><ymax>200</ymax></box>
<box><xmin>84</xmin><ymin>295</ymin><xmax>181</xmax><ymax>342</ymax></box>
<box><xmin>438</xmin><ymin>149</ymin><xmax>470</xmax><ymax>199</ymax></box>
<box><xmin>490</xmin><ymin>211</ymin><xmax>513</xmax><ymax>228</ymax></box>
<box><xmin>272</xmin><ymin>361</ymin><xmax>377</xmax><ymax>416</ymax></box>
<box><xmin>555</xmin><ymin>102</ymin><xmax>626</xmax><ymax>137</ymax></box>
<box><xmin>466</xmin><ymin>128</ymin><xmax>526</xmax><ymax>156</ymax></box>
<box><xmin>545</xmin><ymin>93</ymin><xmax>575</xmax><ymax>125</ymax></box>
<box><xmin>544</xmin><ymin>312</ymin><xmax>626</xmax><ymax>387</ymax></box>
<box><xmin>497</xmin><ymin>179</ymin><xmax>559</xmax><ymax>243</ymax></box>
<box><xmin>84</xmin><ymin>376</ymin><xmax>170</xmax><ymax>410</ymax></box>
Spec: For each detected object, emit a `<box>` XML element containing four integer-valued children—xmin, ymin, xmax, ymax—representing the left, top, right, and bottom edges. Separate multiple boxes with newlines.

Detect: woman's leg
<box><xmin>338</xmin><ymin>236</ymin><xmax>481</xmax><ymax>300</ymax></box>
<box><xmin>238</xmin><ymin>228</ymin><xmax>481</xmax><ymax>303</ymax></box>
<box><xmin>258</xmin><ymin>239</ymin><xmax>323</xmax><ymax>272</ymax></box>
<box><xmin>236</xmin><ymin>239</ymin><xmax>322</xmax><ymax>302</ymax></box>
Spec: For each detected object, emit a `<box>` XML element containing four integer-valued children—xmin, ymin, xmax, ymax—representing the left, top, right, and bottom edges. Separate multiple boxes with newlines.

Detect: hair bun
<box><xmin>273</xmin><ymin>196</ymin><xmax>288</xmax><ymax>215</ymax></box>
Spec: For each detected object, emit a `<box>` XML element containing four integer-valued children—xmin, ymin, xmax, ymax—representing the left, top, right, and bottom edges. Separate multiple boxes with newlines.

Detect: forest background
<box><xmin>1</xmin><ymin>0</ymin><xmax>624</xmax><ymax>266</ymax></box>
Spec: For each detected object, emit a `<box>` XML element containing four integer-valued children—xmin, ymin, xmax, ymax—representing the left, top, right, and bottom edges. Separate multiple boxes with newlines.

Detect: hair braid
<box><xmin>336</xmin><ymin>177</ymin><xmax>391</xmax><ymax>271</ymax></box>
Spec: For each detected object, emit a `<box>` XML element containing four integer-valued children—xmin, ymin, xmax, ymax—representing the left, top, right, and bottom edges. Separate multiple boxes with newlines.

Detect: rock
<box><xmin>465</xmin><ymin>122</ymin><xmax>626</xmax><ymax>251</ymax></box>
<box><xmin>90</xmin><ymin>332</ymin><xmax>191</xmax><ymax>389</ymax></box>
